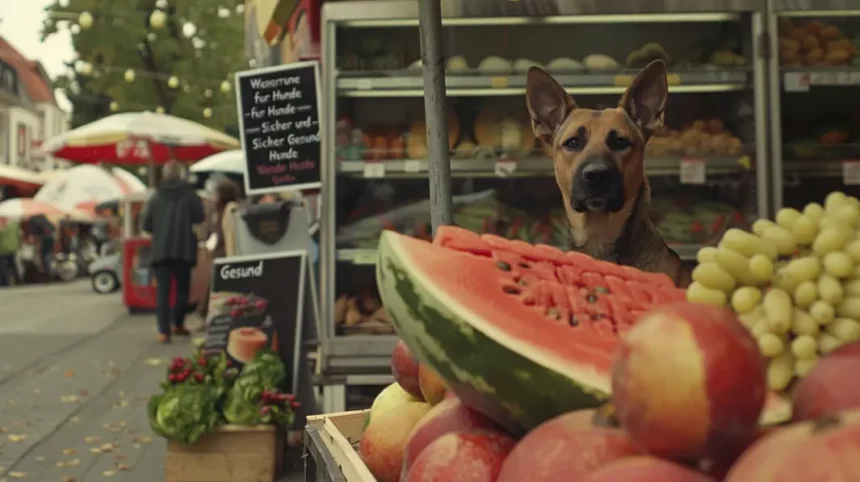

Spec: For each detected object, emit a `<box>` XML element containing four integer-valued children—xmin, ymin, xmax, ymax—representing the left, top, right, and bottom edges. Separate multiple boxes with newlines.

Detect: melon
<box><xmin>376</xmin><ymin>227</ymin><xmax>792</xmax><ymax>434</ymax></box>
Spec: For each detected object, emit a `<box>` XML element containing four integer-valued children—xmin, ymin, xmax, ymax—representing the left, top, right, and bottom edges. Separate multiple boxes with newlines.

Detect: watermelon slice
<box><xmin>376</xmin><ymin>227</ymin><xmax>791</xmax><ymax>434</ymax></box>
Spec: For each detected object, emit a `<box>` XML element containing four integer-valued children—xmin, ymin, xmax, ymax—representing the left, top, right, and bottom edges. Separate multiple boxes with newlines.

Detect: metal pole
<box><xmin>417</xmin><ymin>0</ymin><xmax>453</xmax><ymax>232</ymax></box>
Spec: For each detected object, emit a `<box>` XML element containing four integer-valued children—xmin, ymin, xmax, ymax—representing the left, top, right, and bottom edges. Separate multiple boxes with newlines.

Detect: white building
<box><xmin>0</xmin><ymin>36</ymin><xmax>70</xmax><ymax>172</ymax></box>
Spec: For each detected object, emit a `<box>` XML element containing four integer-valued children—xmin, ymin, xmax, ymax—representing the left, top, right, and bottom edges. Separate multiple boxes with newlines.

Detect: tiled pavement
<box><xmin>0</xmin><ymin>281</ymin><xmax>304</xmax><ymax>482</ymax></box>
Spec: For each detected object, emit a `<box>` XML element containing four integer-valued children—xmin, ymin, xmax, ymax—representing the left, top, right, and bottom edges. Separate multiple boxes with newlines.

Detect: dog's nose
<box><xmin>581</xmin><ymin>162</ymin><xmax>613</xmax><ymax>185</ymax></box>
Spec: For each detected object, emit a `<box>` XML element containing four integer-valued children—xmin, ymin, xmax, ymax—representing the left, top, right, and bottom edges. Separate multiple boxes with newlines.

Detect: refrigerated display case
<box><xmin>767</xmin><ymin>0</ymin><xmax>860</xmax><ymax>211</ymax></box>
<box><xmin>318</xmin><ymin>0</ymin><xmax>772</xmax><ymax>410</ymax></box>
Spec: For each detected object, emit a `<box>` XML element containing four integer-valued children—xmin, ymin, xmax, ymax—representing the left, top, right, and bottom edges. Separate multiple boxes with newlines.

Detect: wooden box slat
<box><xmin>306</xmin><ymin>410</ymin><xmax>375</xmax><ymax>482</ymax></box>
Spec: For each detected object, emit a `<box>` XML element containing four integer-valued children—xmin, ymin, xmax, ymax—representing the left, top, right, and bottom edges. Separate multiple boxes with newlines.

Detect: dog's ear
<box><xmin>526</xmin><ymin>67</ymin><xmax>576</xmax><ymax>143</ymax></box>
<box><xmin>619</xmin><ymin>60</ymin><xmax>668</xmax><ymax>137</ymax></box>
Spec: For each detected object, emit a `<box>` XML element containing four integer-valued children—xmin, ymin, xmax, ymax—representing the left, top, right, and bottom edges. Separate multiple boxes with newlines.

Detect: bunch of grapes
<box><xmin>688</xmin><ymin>191</ymin><xmax>860</xmax><ymax>393</ymax></box>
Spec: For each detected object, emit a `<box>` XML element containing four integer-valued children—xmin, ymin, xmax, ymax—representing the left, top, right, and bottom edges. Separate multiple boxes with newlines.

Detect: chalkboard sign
<box><xmin>234</xmin><ymin>61</ymin><xmax>322</xmax><ymax>195</ymax></box>
<box><xmin>205</xmin><ymin>251</ymin><xmax>308</xmax><ymax>394</ymax></box>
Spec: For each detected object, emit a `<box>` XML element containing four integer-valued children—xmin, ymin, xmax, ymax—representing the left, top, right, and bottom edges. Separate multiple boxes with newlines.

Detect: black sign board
<box><xmin>234</xmin><ymin>61</ymin><xmax>322</xmax><ymax>195</ymax></box>
<box><xmin>205</xmin><ymin>251</ymin><xmax>309</xmax><ymax>395</ymax></box>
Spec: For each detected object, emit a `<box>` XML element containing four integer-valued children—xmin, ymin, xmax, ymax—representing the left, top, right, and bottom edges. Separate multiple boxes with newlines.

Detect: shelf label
<box><xmin>843</xmin><ymin>161</ymin><xmax>860</xmax><ymax>185</ymax></box>
<box><xmin>352</xmin><ymin>251</ymin><xmax>377</xmax><ymax>264</ymax></box>
<box><xmin>356</xmin><ymin>79</ymin><xmax>373</xmax><ymax>90</ymax></box>
<box><xmin>494</xmin><ymin>160</ymin><xmax>517</xmax><ymax>178</ymax></box>
<box><xmin>680</xmin><ymin>159</ymin><xmax>706</xmax><ymax>184</ymax></box>
<box><xmin>783</xmin><ymin>72</ymin><xmax>810</xmax><ymax>92</ymax></box>
<box><xmin>666</xmin><ymin>73</ymin><xmax>681</xmax><ymax>86</ymax></box>
<box><xmin>362</xmin><ymin>162</ymin><xmax>385</xmax><ymax>179</ymax></box>
<box><xmin>613</xmin><ymin>75</ymin><xmax>633</xmax><ymax>87</ymax></box>
<box><xmin>490</xmin><ymin>77</ymin><xmax>509</xmax><ymax>88</ymax></box>
<box><xmin>403</xmin><ymin>159</ymin><xmax>422</xmax><ymax>173</ymax></box>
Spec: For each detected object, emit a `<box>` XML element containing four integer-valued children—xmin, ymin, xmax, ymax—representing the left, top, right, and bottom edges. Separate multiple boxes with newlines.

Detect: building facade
<box><xmin>0</xmin><ymin>36</ymin><xmax>70</xmax><ymax>172</ymax></box>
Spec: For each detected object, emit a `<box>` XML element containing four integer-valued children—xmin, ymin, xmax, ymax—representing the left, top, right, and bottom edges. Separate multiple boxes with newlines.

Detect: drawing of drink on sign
<box><xmin>235</xmin><ymin>61</ymin><xmax>323</xmax><ymax>195</ymax></box>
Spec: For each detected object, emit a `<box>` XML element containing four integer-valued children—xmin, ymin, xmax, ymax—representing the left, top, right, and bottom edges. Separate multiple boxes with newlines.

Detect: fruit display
<box><xmin>687</xmin><ymin>191</ymin><xmax>860</xmax><ymax>394</ymax></box>
<box><xmin>333</xmin><ymin>292</ymin><xmax>394</xmax><ymax>335</ymax></box>
<box><xmin>339</xmin><ymin>188</ymin><xmax>741</xmax><ymax>251</ymax></box>
<box><xmin>357</xmin><ymin>305</ymin><xmax>860</xmax><ymax>481</ymax></box>
<box><xmin>778</xmin><ymin>18</ymin><xmax>860</xmax><ymax>67</ymax></box>
<box><xmin>373</xmin><ymin>226</ymin><xmax>794</xmax><ymax>434</ymax></box>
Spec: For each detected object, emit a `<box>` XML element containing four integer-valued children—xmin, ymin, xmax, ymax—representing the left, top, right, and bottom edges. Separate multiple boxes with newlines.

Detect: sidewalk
<box><xmin>0</xmin><ymin>282</ymin><xmax>304</xmax><ymax>482</ymax></box>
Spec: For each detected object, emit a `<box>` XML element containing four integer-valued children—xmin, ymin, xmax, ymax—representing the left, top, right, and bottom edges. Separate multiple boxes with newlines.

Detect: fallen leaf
<box><xmin>69</xmin><ymin>417</ymin><xmax>80</xmax><ymax>424</ymax></box>
<box><xmin>116</xmin><ymin>464</ymin><xmax>130</xmax><ymax>471</ymax></box>
<box><xmin>108</xmin><ymin>426</ymin><xmax>121</xmax><ymax>433</ymax></box>
<box><xmin>55</xmin><ymin>462</ymin><xmax>65</xmax><ymax>468</ymax></box>
<box><xmin>114</xmin><ymin>400</ymin><xmax>129</xmax><ymax>408</ymax></box>
<box><xmin>0</xmin><ymin>427</ymin><xmax>7</xmax><ymax>433</ymax></box>
<box><xmin>143</xmin><ymin>358</ymin><xmax>163</xmax><ymax>366</ymax></box>
<box><xmin>61</xmin><ymin>477</ymin><xmax>76</xmax><ymax>482</ymax></box>
<box><xmin>62</xmin><ymin>448</ymin><xmax>77</xmax><ymax>456</ymax></box>
<box><xmin>7</xmin><ymin>472</ymin><xmax>26</xmax><ymax>479</ymax></box>
<box><xmin>102</xmin><ymin>470</ymin><xmax>116</xmax><ymax>477</ymax></box>
<box><xmin>34</xmin><ymin>456</ymin><xmax>44</xmax><ymax>462</ymax></box>
<box><xmin>100</xmin><ymin>443</ymin><xmax>114</xmax><ymax>452</ymax></box>
<box><xmin>84</xmin><ymin>436</ymin><xmax>101</xmax><ymax>443</ymax></box>
<box><xmin>78</xmin><ymin>390</ymin><xmax>89</xmax><ymax>397</ymax></box>
<box><xmin>67</xmin><ymin>459</ymin><xmax>80</xmax><ymax>467</ymax></box>
<box><xmin>118</xmin><ymin>390</ymin><xmax>126</xmax><ymax>397</ymax></box>
<box><xmin>113</xmin><ymin>454</ymin><xmax>126</xmax><ymax>461</ymax></box>
<box><xmin>7</xmin><ymin>434</ymin><xmax>26</xmax><ymax>442</ymax></box>
<box><xmin>60</xmin><ymin>395</ymin><xmax>79</xmax><ymax>404</ymax></box>
<box><xmin>132</xmin><ymin>436</ymin><xmax>152</xmax><ymax>444</ymax></box>
<box><xmin>88</xmin><ymin>448</ymin><xmax>101</xmax><ymax>454</ymax></box>
<box><xmin>65</xmin><ymin>370</ymin><xmax>76</xmax><ymax>378</ymax></box>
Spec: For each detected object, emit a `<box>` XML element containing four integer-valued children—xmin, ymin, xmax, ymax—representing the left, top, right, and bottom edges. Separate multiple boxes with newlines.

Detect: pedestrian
<box><xmin>195</xmin><ymin>177</ymin><xmax>243</xmax><ymax>325</ymax></box>
<box><xmin>0</xmin><ymin>216</ymin><xmax>21</xmax><ymax>286</ymax></box>
<box><xmin>141</xmin><ymin>160</ymin><xmax>205</xmax><ymax>343</ymax></box>
<box><xmin>28</xmin><ymin>214</ymin><xmax>56</xmax><ymax>279</ymax></box>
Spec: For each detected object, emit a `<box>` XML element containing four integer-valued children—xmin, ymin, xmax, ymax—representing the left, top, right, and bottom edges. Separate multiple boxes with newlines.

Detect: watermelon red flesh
<box><xmin>376</xmin><ymin>226</ymin><xmax>687</xmax><ymax>434</ymax></box>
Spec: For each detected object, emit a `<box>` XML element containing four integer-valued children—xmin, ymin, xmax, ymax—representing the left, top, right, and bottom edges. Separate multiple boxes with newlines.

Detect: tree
<box><xmin>42</xmin><ymin>0</ymin><xmax>247</xmax><ymax>132</ymax></box>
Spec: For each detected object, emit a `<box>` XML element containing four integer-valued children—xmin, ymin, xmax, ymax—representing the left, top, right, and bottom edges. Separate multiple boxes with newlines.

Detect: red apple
<box><xmin>404</xmin><ymin>431</ymin><xmax>515</xmax><ymax>482</ymax></box>
<box><xmin>612</xmin><ymin>302</ymin><xmax>766</xmax><ymax>460</ymax></box>
<box><xmin>391</xmin><ymin>339</ymin><xmax>424</xmax><ymax>399</ymax></box>
<box><xmin>584</xmin><ymin>456</ymin><xmax>715</xmax><ymax>482</ymax></box>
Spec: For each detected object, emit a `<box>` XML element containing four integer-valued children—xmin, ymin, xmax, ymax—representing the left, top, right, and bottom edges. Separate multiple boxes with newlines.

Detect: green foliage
<box><xmin>42</xmin><ymin>0</ymin><xmax>247</xmax><ymax>131</ymax></box>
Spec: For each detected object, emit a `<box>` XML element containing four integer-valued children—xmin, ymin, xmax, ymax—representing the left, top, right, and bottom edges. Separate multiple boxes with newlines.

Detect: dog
<box><xmin>525</xmin><ymin>60</ymin><xmax>691</xmax><ymax>288</ymax></box>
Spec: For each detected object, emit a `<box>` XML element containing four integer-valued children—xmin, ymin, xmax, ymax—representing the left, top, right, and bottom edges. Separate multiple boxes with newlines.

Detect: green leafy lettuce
<box><xmin>147</xmin><ymin>384</ymin><xmax>222</xmax><ymax>444</ymax></box>
<box><xmin>223</xmin><ymin>349</ymin><xmax>287</xmax><ymax>425</ymax></box>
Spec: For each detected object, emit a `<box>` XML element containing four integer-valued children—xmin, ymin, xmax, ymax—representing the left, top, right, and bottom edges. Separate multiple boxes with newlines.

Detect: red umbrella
<box><xmin>0</xmin><ymin>165</ymin><xmax>45</xmax><ymax>196</ymax></box>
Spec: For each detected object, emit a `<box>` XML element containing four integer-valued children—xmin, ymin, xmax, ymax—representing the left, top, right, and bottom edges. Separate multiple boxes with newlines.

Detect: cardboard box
<box><xmin>166</xmin><ymin>424</ymin><xmax>278</xmax><ymax>482</ymax></box>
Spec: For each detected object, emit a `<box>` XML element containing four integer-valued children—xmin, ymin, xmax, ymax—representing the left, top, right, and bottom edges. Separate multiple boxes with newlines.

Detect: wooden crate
<box><xmin>305</xmin><ymin>410</ymin><xmax>375</xmax><ymax>482</ymax></box>
<box><xmin>166</xmin><ymin>424</ymin><xmax>278</xmax><ymax>482</ymax></box>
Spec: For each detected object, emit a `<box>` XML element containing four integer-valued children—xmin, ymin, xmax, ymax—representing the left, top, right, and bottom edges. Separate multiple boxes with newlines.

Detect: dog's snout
<box><xmin>581</xmin><ymin>162</ymin><xmax>612</xmax><ymax>185</ymax></box>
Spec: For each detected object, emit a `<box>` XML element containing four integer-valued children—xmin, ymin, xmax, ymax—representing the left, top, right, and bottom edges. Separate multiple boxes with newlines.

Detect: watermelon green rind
<box><xmin>376</xmin><ymin>230</ymin><xmax>610</xmax><ymax>434</ymax></box>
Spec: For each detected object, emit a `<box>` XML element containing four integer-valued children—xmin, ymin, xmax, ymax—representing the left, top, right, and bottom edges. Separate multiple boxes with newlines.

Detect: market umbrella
<box><xmin>0</xmin><ymin>198</ymin><xmax>93</xmax><ymax>222</ymax></box>
<box><xmin>190</xmin><ymin>149</ymin><xmax>244</xmax><ymax>175</ymax></box>
<box><xmin>39</xmin><ymin>111</ymin><xmax>239</xmax><ymax>167</ymax></box>
<box><xmin>0</xmin><ymin>165</ymin><xmax>46</xmax><ymax>196</ymax></box>
<box><xmin>111</xmin><ymin>167</ymin><xmax>147</xmax><ymax>193</ymax></box>
<box><xmin>34</xmin><ymin>165</ymin><xmax>146</xmax><ymax>210</ymax></box>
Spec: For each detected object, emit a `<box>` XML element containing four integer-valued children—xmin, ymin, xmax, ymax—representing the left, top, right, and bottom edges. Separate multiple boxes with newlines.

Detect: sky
<box><xmin>0</xmin><ymin>0</ymin><xmax>75</xmax><ymax>111</ymax></box>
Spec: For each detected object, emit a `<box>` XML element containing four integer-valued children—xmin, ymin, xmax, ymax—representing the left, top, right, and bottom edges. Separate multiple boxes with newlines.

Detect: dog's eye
<box><xmin>607</xmin><ymin>136</ymin><xmax>632</xmax><ymax>151</ymax></box>
<box><xmin>562</xmin><ymin>137</ymin><xmax>582</xmax><ymax>150</ymax></box>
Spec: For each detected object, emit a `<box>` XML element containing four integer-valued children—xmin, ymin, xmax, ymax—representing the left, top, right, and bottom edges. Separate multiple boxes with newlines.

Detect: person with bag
<box><xmin>141</xmin><ymin>161</ymin><xmax>205</xmax><ymax>343</ymax></box>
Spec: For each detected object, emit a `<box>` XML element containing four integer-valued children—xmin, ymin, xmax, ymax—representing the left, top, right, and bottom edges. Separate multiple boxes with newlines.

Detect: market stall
<box><xmin>316</xmin><ymin>0</ymin><xmax>770</xmax><ymax>413</ymax></box>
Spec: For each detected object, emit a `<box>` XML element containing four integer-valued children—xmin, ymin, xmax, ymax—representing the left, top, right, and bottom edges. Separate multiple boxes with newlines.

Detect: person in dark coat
<box><xmin>142</xmin><ymin>161</ymin><xmax>205</xmax><ymax>343</ymax></box>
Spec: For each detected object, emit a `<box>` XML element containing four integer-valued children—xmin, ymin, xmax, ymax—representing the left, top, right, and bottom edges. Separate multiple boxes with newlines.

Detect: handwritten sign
<box><xmin>235</xmin><ymin>61</ymin><xmax>322</xmax><ymax>194</ymax></box>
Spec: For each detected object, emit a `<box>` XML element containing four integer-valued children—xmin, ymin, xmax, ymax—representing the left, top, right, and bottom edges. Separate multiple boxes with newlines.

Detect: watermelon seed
<box><xmin>502</xmin><ymin>286</ymin><xmax>521</xmax><ymax>295</ymax></box>
<box><xmin>595</xmin><ymin>286</ymin><xmax>610</xmax><ymax>294</ymax></box>
<box><xmin>518</xmin><ymin>262</ymin><xmax>530</xmax><ymax>268</ymax></box>
<box><xmin>517</xmin><ymin>279</ymin><xmax>528</xmax><ymax>286</ymax></box>
<box><xmin>568</xmin><ymin>315</ymin><xmax>580</xmax><ymax>327</ymax></box>
<box><xmin>586</xmin><ymin>294</ymin><xmax>598</xmax><ymax>303</ymax></box>
<box><xmin>495</xmin><ymin>261</ymin><xmax>511</xmax><ymax>271</ymax></box>
<box><xmin>546</xmin><ymin>308</ymin><xmax>560</xmax><ymax>320</ymax></box>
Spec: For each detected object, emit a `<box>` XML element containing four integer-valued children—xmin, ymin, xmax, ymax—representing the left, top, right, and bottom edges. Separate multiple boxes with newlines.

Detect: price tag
<box><xmin>403</xmin><ymin>159</ymin><xmax>422</xmax><ymax>173</ymax></box>
<box><xmin>353</xmin><ymin>250</ymin><xmax>377</xmax><ymax>265</ymax></box>
<box><xmin>784</xmin><ymin>72</ymin><xmax>810</xmax><ymax>92</ymax></box>
<box><xmin>362</xmin><ymin>162</ymin><xmax>385</xmax><ymax>179</ymax></box>
<box><xmin>679</xmin><ymin>159</ymin><xmax>706</xmax><ymax>184</ymax></box>
<box><xmin>666</xmin><ymin>73</ymin><xmax>681</xmax><ymax>86</ymax></box>
<box><xmin>357</xmin><ymin>79</ymin><xmax>373</xmax><ymax>90</ymax></box>
<box><xmin>494</xmin><ymin>160</ymin><xmax>517</xmax><ymax>178</ymax></box>
<box><xmin>613</xmin><ymin>75</ymin><xmax>633</xmax><ymax>87</ymax></box>
<box><xmin>490</xmin><ymin>77</ymin><xmax>509</xmax><ymax>88</ymax></box>
<box><xmin>843</xmin><ymin>161</ymin><xmax>860</xmax><ymax>185</ymax></box>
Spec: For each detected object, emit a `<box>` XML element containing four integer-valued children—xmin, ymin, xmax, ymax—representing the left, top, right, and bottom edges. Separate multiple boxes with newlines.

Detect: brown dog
<box><xmin>525</xmin><ymin>60</ymin><xmax>690</xmax><ymax>287</ymax></box>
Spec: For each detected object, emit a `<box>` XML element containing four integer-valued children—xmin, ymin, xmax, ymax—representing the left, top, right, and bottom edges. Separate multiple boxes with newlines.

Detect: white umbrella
<box><xmin>35</xmin><ymin>165</ymin><xmax>143</xmax><ymax>210</ymax></box>
<box><xmin>190</xmin><ymin>149</ymin><xmax>245</xmax><ymax>175</ymax></box>
<box><xmin>111</xmin><ymin>167</ymin><xmax>147</xmax><ymax>193</ymax></box>
<box><xmin>40</xmin><ymin>111</ymin><xmax>239</xmax><ymax>165</ymax></box>
<box><xmin>0</xmin><ymin>165</ymin><xmax>46</xmax><ymax>191</ymax></box>
<box><xmin>0</xmin><ymin>198</ymin><xmax>92</xmax><ymax>222</ymax></box>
